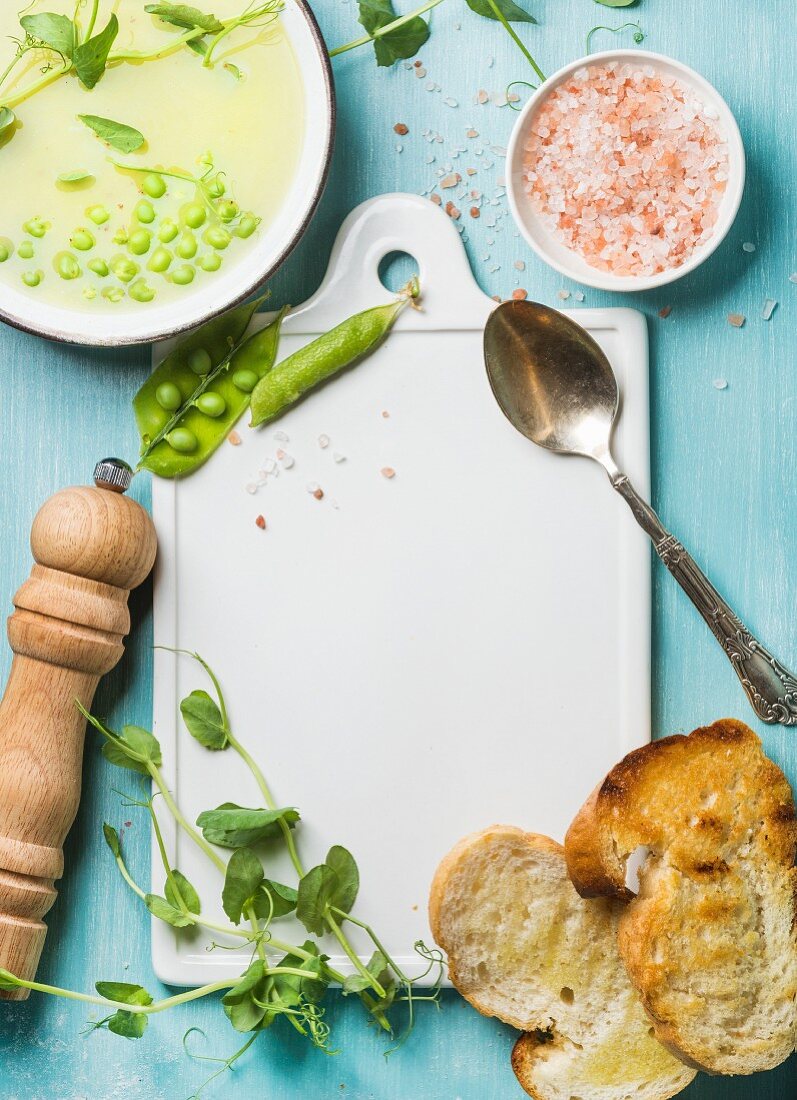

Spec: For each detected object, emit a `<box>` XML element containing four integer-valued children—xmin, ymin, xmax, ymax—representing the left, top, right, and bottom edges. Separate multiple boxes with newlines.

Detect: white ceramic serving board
<box><xmin>151</xmin><ymin>193</ymin><xmax>650</xmax><ymax>986</ymax></box>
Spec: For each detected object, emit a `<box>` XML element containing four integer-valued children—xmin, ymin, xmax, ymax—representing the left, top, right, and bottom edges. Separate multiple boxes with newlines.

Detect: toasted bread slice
<box><xmin>429</xmin><ymin>826</ymin><xmax>695</xmax><ymax>1100</ymax></box>
<box><xmin>565</xmin><ymin>719</ymin><xmax>797</xmax><ymax>1075</ymax></box>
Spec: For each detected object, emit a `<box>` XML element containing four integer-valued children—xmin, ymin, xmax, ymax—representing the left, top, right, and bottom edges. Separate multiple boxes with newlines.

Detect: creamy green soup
<box><xmin>0</xmin><ymin>0</ymin><xmax>304</xmax><ymax>309</ymax></box>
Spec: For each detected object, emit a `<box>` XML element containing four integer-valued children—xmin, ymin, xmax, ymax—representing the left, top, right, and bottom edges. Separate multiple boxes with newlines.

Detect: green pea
<box><xmin>187</xmin><ymin>347</ymin><xmax>212</xmax><ymax>375</ymax></box>
<box><xmin>148</xmin><ymin>247</ymin><xmax>172</xmax><ymax>273</ymax></box>
<box><xmin>129</xmin><ymin>229</ymin><xmax>152</xmax><ymax>256</ymax></box>
<box><xmin>198</xmin><ymin>252</ymin><xmax>222</xmax><ymax>272</ymax></box>
<box><xmin>136</xmin><ymin>201</ymin><xmax>156</xmax><ymax>224</ymax></box>
<box><xmin>158</xmin><ymin>219</ymin><xmax>179</xmax><ymax>244</ymax></box>
<box><xmin>196</xmin><ymin>392</ymin><xmax>227</xmax><ymax>418</ymax></box>
<box><xmin>86</xmin><ymin>204</ymin><xmax>110</xmax><ymax>225</ymax></box>
<box><xmin>204</xmin><ymin>226</ymin><xmax>231</xmax><ymax>251</ymax></box>
<box><xmin>70</xmin><ymin>228</ymin><xmax>95</xmax><ymax>251</ymax></box>
<box><xmin>143</xmin><ymin>174</ymin><xmax>167</xmax><ymax>199</ymax></box>
<box><xmin>166</xmin><ymin>427</ymin><xmax>198</xmax><ymax>454</ymax></box>
<box><xmin>156</xmin><ymin>381</ymin><xmax>182</xmax><ymax>410</ymax></box>
<box><xmin>88</xmin><ymin>258</ymin><xmax>109</xmax><ymax>277</ymax></box>
<box><xmin>24</xmin><ymin>217</ymin><xmax>49</xmax><ymax>238</ymax></box>
<box><xmin>217</xmin><ymin>200</ymin><xmax>239</xmax><ymax>223</ymax></box>
<box><xmin>235</xmin><ymin>214</ymin><xmax>259</xmax><ymax>239</ymax></box>
<box><xmin>55</xmin><ymin>251</ymin><xmax>81</xmax><ymax>280</ymax></box>
<box><xmin>0</xmin><ymin>238</ymin><xmax>13</xmax><ymax>263</ymax></box>
<box><xmin>249</xmin><ymin>284</ymin><xmax>419</xmax><ymax>428</ymax></box>
<box><xmin>111</xmin><ymin>256</ymin><xmax>140</xmax><ymax>283</ymax></box>
<box><xmin>83</xmin><ymin>286</ymin><xmax>97</xmax><ymax>301</ymax></box>
<box><xmin>102</xmin><ymin>285</ymin><xmax>124</xmax><ymax>303</ymax></box>
<box><xmin>176</xmin><ymin>232</ymin><xmax>197</xmax><ymax>260</ymax></box>
<box><xmin>18</xmin><ymin>241</ymin><xmax>34</xmax><ymax>260</ymax></box>
<box><xmin>22</xmin><ymin>270</ymin><xmax>42</xmax><ymax>287</ymax></box>
<box><xmin>184</xmin><ymin>204</ymin><xmax>206</xmax><ymax>229</ymax></box>
<box><xmin>232</xmin><ymin>368</ymin><xmax>258</xmax><ymax>393</ymax></box>
<box><xmin>113</xmin><ymin>227</ymin><xmax>129</xmax><ymax>245</ymax></box>
<box><xmin>206</xmin><ymin>175</ymin><xmax>226</xmax><ymax>198</ymax></box>
<box><xmin>172</xmin><ymin>264</ymin><xmax>195</xmax><ymax>286</ymax></box>
<box><xmin>130</xmin><ymin>278</ymin><xmax>156</xmax><ymax>303</ymax></box>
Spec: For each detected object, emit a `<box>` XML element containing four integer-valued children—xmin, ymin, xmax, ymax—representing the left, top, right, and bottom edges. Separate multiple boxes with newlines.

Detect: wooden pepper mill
<box><xmin>0</xmin><ymin>459</ymin><xmax>157</xmax><ymax>1000</ymax></box>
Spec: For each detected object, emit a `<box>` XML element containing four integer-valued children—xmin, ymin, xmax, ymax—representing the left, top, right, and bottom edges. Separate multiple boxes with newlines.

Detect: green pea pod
<box><xmin>249</xmin><ymin>277</ymin><xmax>420</xmax><ymax>428</ymax></box>
<box><xmin>135</xmin><ymin>299</ymin><xmax>287</xmax><ymax>478</ymax></box>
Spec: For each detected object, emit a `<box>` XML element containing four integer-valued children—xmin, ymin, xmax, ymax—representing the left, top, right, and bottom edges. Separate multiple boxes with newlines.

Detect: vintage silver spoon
<box><xmin>484</xmin><ymin>299</ymin><xmax>797</xmax><ymax>726</ymax></box>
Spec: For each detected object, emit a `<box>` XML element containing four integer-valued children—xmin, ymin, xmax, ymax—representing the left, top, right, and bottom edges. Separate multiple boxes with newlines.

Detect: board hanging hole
<box><xmin>378</xmin><ymin>251</ymin><xmax>419</xmax><ymax>294</ymax></box>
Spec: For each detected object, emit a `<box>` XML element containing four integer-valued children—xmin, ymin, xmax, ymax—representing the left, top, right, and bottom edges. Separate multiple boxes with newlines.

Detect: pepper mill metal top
<box><xmin>93</xmin><ymin>457</ymin><xmax>134</xmax><ymax>494</ymax></box>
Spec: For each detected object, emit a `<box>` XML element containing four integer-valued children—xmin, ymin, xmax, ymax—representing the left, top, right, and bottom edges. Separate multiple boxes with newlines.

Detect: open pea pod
<box><xmin>135</xmin><ymin>300</ymin><xmax>287</xmax><ymax>479</ymax></box>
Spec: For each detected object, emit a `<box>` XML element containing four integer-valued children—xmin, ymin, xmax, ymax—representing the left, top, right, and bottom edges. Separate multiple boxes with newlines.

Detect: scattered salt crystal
<box><xmin>415</xmin><ymin>66</ymin><xmax>427</xmax><ymax>78</ymax></box>
<box><xmin>395</xmin><ymin>144</ymin><xmax>403</xmax><ymax>153</ymax></box>
<box><xmin>276</xmin><ymin>448</ymin><xmax>285</xmax><ymax>460</ymax></box>
<box><xmin>487</xmin><ymin>56</ymin><xmax>494</xmax><ymax>68</ymax></box>
<box><xmin>281</xmin><ymin>454</ymin><xmax>295</xmax><ymax>469</ymax></box>
<box><xmin>318</xmin><ymin>434</ymin><xmax>330</xmax><ymax>449</ymax></box>
<box><xmin>262</xmin><ymin>458</ymin><xmax>277</xmax><ymax>474</ymax></box>
<box><xmin>440</xmin><ymin>173</ymin><xmax>460</xmax><ymax>189</ymax></box>
<box><xmin>381</xmin><ymin>467</ymin><xmax>396</xmax><ymax>479</ymax></box>
<box><xmin>728</xmin><ymin>313</ymin><xmax>746</xmax><ymax>328</ymax></box>
<box><xmin>573</xmin><ymin>291</ymin><xmax>585</xmax><ymax>302</ymax></box>
<box><xmin>274</xmin><ymin>430</ymin><xmax>289</xmax><ymax>443</ymax></box>
<box><xmin>490</xmin><ymin>145</ymin><xmax>507</xmax><ymax>157</ymax></box>
<box><xmin>445</xmin><ymin>201</ymin><xmax>461</xmax><ymax>220</ymax></box>
<box><xmin>245</xmin><ymin>482</ymin><xmax>258</xmax><ymax>494</ymax></box>
<box><xmin>470</xmin><ymin>206</ymin><xmax>480</xmax><ymax>218</ymax></box>
<box><xmin>557</xmin><ymin>289</ymin><xmax>571</xmax><ymax>300</ymax></box>
<box><xmin>382</xmin><ymin>410</ymin><xmax>390</xmax><ymax>418</ymax></box>
<box><xmin>444</xmin><ymin>97</ymin><xmax>458</xmax><ymax>108</ymax></box>
<box><xmin>307</xmin><ymin>482</ymin><xmax>324</xmax><ymax>499</ymax></box>
<box><xmin>228</xmin><ymin>430</ymin><xmax>241</xmax><ymax>446</ymax></box>
<box><xmin>333</xmin><ymin>452</ymin><xmax>346</xmax><ymax>463</ymax></box>
<box><xmin>255</xmin><ymin>515</ymin><xmax>266</xmax><ymax>530</ymax></box>
<box><xmin>512</xmin><ymin>288</ymin><xmax>527</xmax><ymax>300</ymax></box>
<box><xmin>430</xmin><ymin>193</ymin><xmax>441</xmax><ymax>206</ymax></box>
<box><xmin>742</xmin><ymin>242</ymin><xmax>755</xmax><ymax>253</ymax></box>
<box><xmin>330</xmin><ymin>499</ymin><xmax>340</xmax><ymax>510</ymax></box>
<box><xmin>789</xmin><ymin>273</ymin><xmax>797</xmax><ymax>284</ymax></box>
<box><xmin>658</xmin><ymin>305</ymin><xmax>672</xmax><ymax>318</ymax></box>
<box><xmin>514</xmin><ymin>259</ymin><xmax>525</xmax><ymax>271</ymax></box>
<box><xmin>467</xmin><ymin>129</ymin><xmax>479</xmax><ymax>138</ymax></box>
<box><xmin>713</xmin><ymin>378</ymin><xmax>728</xmax><ymax>390</ymax></box>
<box><xmin>477</xmin><ymin>89</ymin><xmax>489</xmax><ymax>104</ymax></box>
<box><xmin>762</xmin><ymin>298</ymin><xmax>777</xmax><ymax>320</ymax></box>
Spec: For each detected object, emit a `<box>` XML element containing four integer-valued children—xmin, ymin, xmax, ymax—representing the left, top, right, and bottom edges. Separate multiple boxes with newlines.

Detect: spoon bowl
<box><xmin>484</xmin><ymin>300</ymin><xmax>618</xmax><ymax>463</ymax></box>
<box><xmin>483</xmin><ymin>298</ymin><xmax>797</xmax><ymax>726</ymax></box>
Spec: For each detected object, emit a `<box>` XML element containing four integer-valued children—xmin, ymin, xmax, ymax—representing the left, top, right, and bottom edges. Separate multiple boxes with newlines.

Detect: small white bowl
<box><xmin>505</xmin><ymin>50</ymin><xmax>745</xmax><ymax>292</ymax></box>
<box><xmin>0</xmin><ymin>0</ymin><xmax>334</xmax><ymax>346</ymax></box>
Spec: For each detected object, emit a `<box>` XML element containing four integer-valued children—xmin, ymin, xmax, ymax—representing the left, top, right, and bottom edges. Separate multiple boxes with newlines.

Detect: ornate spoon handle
<box><xmin>610</xmin><ymin>472</ymin><xmax>797</xmax><ymax>725</ymax></box>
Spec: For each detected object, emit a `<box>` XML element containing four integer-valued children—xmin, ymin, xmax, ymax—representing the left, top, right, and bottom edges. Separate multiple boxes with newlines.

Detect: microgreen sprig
<box><xmin>0</xmin><ymin>651</ymin><xmax>444</xmax><ymax>1094</ymax></box>
<box><xmin>0</xmin><ymin>2</ymin><xmax>284</xmax><ymax>134</ymax></box>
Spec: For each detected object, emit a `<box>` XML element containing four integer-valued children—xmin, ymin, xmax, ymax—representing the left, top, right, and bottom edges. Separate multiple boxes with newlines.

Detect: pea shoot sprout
<box><xmin>0</xmin><ymin>650</ymin><xmax>445</xmax><ymax>1096</ymax></box>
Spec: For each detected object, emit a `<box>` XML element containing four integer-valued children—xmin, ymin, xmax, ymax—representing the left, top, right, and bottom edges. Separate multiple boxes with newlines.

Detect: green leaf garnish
<box><xmin>196</xmin><ymin>803</ymin><xmax>299</xmax><ymax>848</ymax></box>
<box><xmin>102</xmin><ymin>823</ymin><xmax>122</xmax><ymax>858</ymax></box>
<box><xmin>296</xmin><ymin>846</ymin><xmax>360</xmax><ymax>935</ymax></box>
<box><xmin>19</xmin><ymin>12</ymin><xmax>77</xmax><ymax>58</ymax></box>
<box><xmin>164</xmin><ymin>870</ymin><xmax>201</xmax><ymax>914</ymax></box>
<box><xmin>222</xmin><ymin>961</ymin><xmax>270</xmax><ymax>1033</ymax></box>
<box><xmin>0</xmin><ymin>108</ymin><xmax>16</xmax><ymax>140</ymax></box>
<box><xmin>180</xmin><ymin>689</ymin><xmax>228</xmax><ymax>750</ymax></box>
<box><xmin>357</xmin><ymin>0</ymin><xmax>430</xmax><ymax>66</ymax></box>
<box><xmin>78</xmin><ymin>114</ymin><xmax>145</xmax><ymax>153</ymax></box>
<box><xmin>73</xmin><ymin>14</ymin><xmax>119</xmax><ymax>89</ymax></box>
<box><xmin>222</xmin><ymin>847</ymin><xmax>264</xmax><ymax>924</ymax></box>
<box><xmin>252</xmin><ymin>879</ymin><xmax>298</xmax><ymax>920</ymax></box>
<box><xmin>94</xmin><ymin>982</ymin><xmax>153</xmax><ymax>1040</ymax></box>
<box><xmin>144</xmin><ymin>4</ymin><xmax>224</xmax><ymax>33</ymax></box>
<box><xmin>145</xmin><ymin>893</ymin><xmax>195</xmax><ymax>928</ymax></box>
<box><xmin>57</xmin><ymin>170</ymin><xmax>94</xmax><ymax>184</ymax></box>
<box><xmin>466</xmin><ymin>0</ymin><xmax>536</xmax><ymax>22</ymax></box>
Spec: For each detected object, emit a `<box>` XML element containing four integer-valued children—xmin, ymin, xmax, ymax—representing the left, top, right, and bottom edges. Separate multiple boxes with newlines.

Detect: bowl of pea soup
<box><xmin>0</xmin><ymin>0</ymin><xmax>334</xmax><ymax>346</ymax></box>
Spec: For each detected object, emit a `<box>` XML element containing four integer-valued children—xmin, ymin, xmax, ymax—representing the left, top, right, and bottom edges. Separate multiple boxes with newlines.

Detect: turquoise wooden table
<box><xmin>1</xmin><ymin>1</ymin><xmax>795</xmax><ymax>1096</ymax></box>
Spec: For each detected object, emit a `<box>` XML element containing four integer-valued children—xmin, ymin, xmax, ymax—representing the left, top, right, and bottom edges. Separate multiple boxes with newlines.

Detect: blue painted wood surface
<box><xmin>1</xmin><ymin>0</ymin><xmax>795</xmax><ymax>1096</ymax></box>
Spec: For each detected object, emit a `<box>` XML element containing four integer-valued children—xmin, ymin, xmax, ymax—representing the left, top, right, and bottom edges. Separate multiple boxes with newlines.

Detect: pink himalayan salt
<box><xmin>521</xmin><ymin>63</ymin><xmax>729</xmax><ymax>277</ymax></box>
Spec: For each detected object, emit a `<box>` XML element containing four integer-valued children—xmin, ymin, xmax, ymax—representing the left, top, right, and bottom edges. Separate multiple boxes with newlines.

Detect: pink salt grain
<box><xmin>521</xmin><ymin>64</ymin><xmax>729</xmax><ymax>277</ymax></box>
